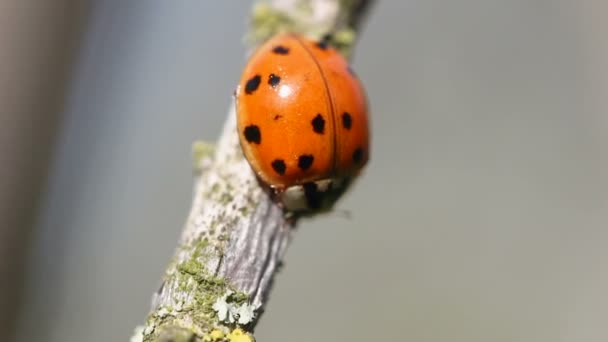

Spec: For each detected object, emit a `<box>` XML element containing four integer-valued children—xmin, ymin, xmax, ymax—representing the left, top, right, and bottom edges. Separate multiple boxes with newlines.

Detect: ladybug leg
<box><xmin>268</xmin><ymin>186</ymin><xmax>284</xmax><ymax>205</ymax></box>
<box><xmin>283</xmin><ymin>210</ymin><xmax>299</xmax><ymax>225</ymax></box>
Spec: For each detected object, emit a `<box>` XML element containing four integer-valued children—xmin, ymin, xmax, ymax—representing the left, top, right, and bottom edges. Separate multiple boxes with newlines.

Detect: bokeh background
<box><xmin>2</xmin><ymin>1</ymin><xmax>607</xmax><ymax>341</ymax></box>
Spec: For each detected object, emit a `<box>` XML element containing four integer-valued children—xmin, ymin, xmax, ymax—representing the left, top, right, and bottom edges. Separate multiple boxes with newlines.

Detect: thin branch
<box><xmin>134</xmin><ymin>1</ymin><xmax>375</xmax><ymax>341</ymax></box>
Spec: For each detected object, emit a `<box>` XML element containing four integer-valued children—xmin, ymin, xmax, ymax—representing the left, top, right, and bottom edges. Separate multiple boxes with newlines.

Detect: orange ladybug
<box><xmin>235</xmin><ymin>33</ymin><xmax>370</xmax><ymax>212</ymax></box>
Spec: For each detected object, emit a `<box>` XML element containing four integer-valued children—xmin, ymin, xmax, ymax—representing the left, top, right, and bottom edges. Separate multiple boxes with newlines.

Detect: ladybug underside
<box><xmin>277</xmin><ymin>177</ymin><xmax>352</xmax><ymax>212</ymax></box>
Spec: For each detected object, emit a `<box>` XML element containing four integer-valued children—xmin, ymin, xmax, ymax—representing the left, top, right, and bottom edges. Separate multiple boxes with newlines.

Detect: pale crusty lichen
<box><xmin>247</xmin><ymin>0</ymin><xmax>363</xmax><ymax>57</ymax></box>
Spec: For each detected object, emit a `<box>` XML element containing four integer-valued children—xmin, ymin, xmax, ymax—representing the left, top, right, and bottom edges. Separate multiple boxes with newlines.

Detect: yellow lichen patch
<box><xmin>203</xmin><ymin>328</ymin><xmax>226</xmax><ymax>342</ymax></box>
<box><xmin>227</xmin><ymin>328</ymin><xmax>255</xmax><ymax>342</ymax></box>
<box><xmin>210</xmin><ymin>329</ymin><xmax>225</xmax><ymax>340</ymax></box>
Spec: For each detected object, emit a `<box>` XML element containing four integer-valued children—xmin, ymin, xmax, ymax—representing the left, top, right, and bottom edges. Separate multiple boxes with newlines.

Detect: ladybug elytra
<box><xmin>235</xmin><ymin>33</ymin><xmax>370</xmax><ymax>212</ymax></box>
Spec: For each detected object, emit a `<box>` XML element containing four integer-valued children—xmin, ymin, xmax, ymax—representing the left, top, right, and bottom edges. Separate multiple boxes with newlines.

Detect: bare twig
<box><xmin>135</xmin><ymin>1</ymin><xmax>374</xmax><ymax>341</ymax></box>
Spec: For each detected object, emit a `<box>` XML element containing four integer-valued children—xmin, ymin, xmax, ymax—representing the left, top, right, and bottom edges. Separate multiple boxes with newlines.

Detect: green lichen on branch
<box><xmin>248</xmin><ymin>2</ymin><xmax>296</xmax><ymax>43</ymax></box>
<box><xmin>140</xmin><ymin>239</ymin><xmax>254</xmax><ymax>342</ymax></box>
<box><xmin>247</xmin><ymin>0</ymin><xmax>363</xmax><ymax>57</ymax></box>
<box><xmin>192</xmin><ymin>141</ymin><xmax>216</xmax><ymax>176</ymax></box>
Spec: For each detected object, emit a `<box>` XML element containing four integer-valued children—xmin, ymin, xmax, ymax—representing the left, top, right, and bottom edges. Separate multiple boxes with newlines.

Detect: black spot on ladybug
<box><xmin>342</xmin><ymin>112</ymin><xmax>352</xmax><ymax>130</ymax></box>
<box><xmin>268</xmin><ymin>74</ymin><xmax>281</xmax><ymax>88</ymax></box>
<box><xmin>303</xmin><ymin>182</ymin><xmax>323</xmax><ymax>209</ymax></box>
<box><xmin>273</xmin><ymin>114</ymin><xmax>283</xmax><ymax>121</ymax></box>
<box><xmin>311</xmin><ymin>114</ymin><xmax>325</xmax><ymax>134</ymax></box>
<box><xmin>243</xmin><ymin>125</ymin><xmax>261</xmax><ymax>144</ymax></box>
<box><xmin>353</xmin><ymin>147</ymin><xmax>363</xmax><ymax>164</ymax></box>
<box><xmin>272</xmin><ymin>45</ymin><xmax>289</xmax><ymax>55</ymax></box>
<box><xmin>298</xmin><ymin>154</ymin><xmax>314</xmax><ymax>170</ymax></box>
<box><xmin>245</xmin><ymin>75</ymin><xmax>261</xmax><ymax>94</ymax></box>
<box><xmin>271</xmin><ymin>159</ymin><xmax>286</xmax><ymax>175</ymax></box>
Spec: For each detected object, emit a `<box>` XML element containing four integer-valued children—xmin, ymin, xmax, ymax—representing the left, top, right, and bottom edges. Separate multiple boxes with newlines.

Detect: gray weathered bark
<box><xmin>135</xmin><ymin>1</ymin><xmax>375</xmax><ymax>341</ymax></box>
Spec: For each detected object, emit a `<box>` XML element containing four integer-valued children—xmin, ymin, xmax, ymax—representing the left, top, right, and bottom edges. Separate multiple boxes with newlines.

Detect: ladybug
<box><xmin>235</xmin><ymin>33</ymin><xmax>370</xmax><ymax>212</ymax></box>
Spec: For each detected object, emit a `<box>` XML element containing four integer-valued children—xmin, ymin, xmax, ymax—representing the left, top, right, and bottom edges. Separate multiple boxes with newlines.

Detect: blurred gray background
<box><xmin>2</xmin><ymin>1</ymin><xmax>607</xmax><ymax>341</ymax></box>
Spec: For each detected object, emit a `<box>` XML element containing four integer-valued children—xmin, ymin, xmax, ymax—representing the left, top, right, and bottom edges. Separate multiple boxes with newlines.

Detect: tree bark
<box><xmin>134</xmin><ymin>1</ymin><xmax>375</xmax><ymax>341</ymax></box>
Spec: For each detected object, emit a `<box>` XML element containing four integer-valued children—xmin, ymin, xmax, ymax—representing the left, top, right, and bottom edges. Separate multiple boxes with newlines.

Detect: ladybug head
<box><xmin>278</xmin><ymin>177</ymin><xmax>353</xmax><ymax>216</ymax></box>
